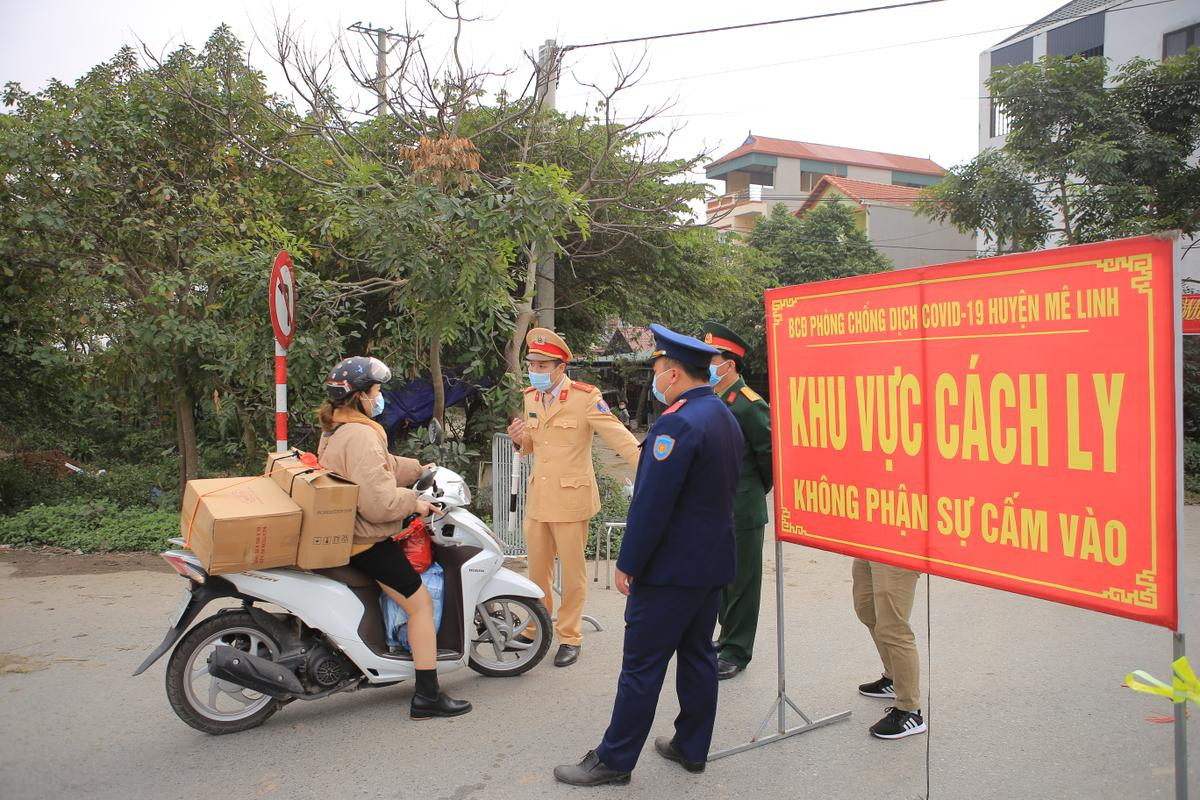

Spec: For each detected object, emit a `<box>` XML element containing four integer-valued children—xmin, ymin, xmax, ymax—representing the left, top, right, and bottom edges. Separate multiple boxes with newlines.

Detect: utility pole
<box><xmin>347</xmin><ymin>21</ymin><xmax>407</xmax><ymax>116</ymax></box>
<box><xmin>533</xmin><ymin>40</ymin><xmax>560</xmax><ymax>330</ymax></box>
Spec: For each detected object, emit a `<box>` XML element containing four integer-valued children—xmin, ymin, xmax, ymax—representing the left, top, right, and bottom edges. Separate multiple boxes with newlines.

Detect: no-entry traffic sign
<box><xmin>269</xmin><ymin>251</ymin><xmax>296</xmax><ymax>350</ymax></box>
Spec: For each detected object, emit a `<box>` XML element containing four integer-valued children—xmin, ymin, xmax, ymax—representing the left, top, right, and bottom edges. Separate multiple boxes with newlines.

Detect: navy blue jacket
<box><xmin>616</xmin><ymin>385</ymin><xmax>744</xmax><ymax>587</ymax></box>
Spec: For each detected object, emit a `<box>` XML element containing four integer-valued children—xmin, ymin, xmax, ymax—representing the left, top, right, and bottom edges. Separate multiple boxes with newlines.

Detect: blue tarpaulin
<box><xmin>378</xmin><ymin>372</ymin><xmax>483</xmax><ymax>448</ymax></box>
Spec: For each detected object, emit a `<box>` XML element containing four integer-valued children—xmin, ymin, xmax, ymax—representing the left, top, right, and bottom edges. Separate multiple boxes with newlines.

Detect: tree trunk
<box><xmin>233</xmin><ymin>394</ymin><xmax>259</xmax><ymax>464</ymax></box>
<box><xmin>506</xmin><ymin>242</ymin><xmax>545</xmax><ymax>377</ymax></box>
<box><xmin>174</xmin><ymin>366</ymin><xmax>199</xmax><ymax>500</ymax></box>
<box><xmin>430</xmin><ymin>330</ymin><xmax>445</xmax><ymax>426</ymax></box>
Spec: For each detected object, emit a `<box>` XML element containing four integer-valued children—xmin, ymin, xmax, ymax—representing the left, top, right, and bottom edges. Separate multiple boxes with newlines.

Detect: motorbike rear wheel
<box><xmin>165</xmin><ymin>610</ymin><xmax>283</xmax><ymax>735</ymax></box>
<box><xmin>468</xmin><ymin>595</ymin><xmax>552</xmax><ymax>677</ymax></box>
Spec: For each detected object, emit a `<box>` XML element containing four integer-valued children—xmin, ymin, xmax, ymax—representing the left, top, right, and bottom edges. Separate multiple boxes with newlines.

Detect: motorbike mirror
<box><xmin>427</xmin><ymin>418</ymin><xmax>445</xmax><ymax>447</ymax></box>
<box><xmin>414</xmin><ymin>468</ymin><xmax>436</xmax><ymax>492</ymax></box>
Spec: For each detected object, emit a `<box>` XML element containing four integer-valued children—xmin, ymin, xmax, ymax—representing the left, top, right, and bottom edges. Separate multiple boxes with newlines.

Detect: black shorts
<box><xmin>349</xmin><ymin>537</ymin><xmax>423</xmax><ymax>598</ymax></box>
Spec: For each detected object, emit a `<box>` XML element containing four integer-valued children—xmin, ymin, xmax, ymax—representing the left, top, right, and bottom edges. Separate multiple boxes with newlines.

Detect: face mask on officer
<box><xmin>652</xmin><ymin>367</ymin><xmax>674</xmax><ymax>405</ymax></box>
<box><xmin>709</xmin><ymin>359</ymin><xmax>733</xmax><ymax>387</ymax></box>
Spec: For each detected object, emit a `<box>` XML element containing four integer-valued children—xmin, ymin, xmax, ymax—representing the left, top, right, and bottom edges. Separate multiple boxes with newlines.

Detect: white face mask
<box><xmin>652</xmin><ymin>369</ymin><xmax>672</xmax><ymax>405</ymax></box>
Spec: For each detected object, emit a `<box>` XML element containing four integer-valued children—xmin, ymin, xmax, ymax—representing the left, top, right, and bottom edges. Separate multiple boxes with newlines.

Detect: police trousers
<box><xmin>596</xmin><ymin>583</ymin><xmax>722</xmax><ymax>771</ymax></box>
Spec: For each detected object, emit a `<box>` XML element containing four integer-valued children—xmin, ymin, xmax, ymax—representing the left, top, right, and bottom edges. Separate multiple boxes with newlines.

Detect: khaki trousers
<box><xmin>852</xmin><ymin>558</ymin><xmax>920</xmax><ymax>711</ymax></box>
<box><xmin>525</xmin><ymin>519</ymin><xmax>589</xmax><ymax>646</ymax></box>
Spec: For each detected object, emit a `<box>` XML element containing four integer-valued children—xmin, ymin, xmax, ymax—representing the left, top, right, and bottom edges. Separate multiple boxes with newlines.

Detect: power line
<box><xmin>561</xmin><ymin>0</ymin><xmax>945</xmax><ymax>52</ymax></box>
<box><xmin>561</xmin><ymin>0</ymin><xmax>1184</xmax><ymax>96</ymax></box>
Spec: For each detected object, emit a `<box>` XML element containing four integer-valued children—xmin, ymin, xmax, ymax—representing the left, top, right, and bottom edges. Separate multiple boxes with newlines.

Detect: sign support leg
<box><xmin>274</xmin><ymin>341</ymin><xmax>288</xmax><ymax>452</ymax></box>
<box><xmin>1174</xmin><ymin>631</ymin><xmax>1189</xmax><ymax>800</ymax></box>
<box><xmin>708</xmin><ymin>539</ymin><xmax>850</xmax><ymax>760</ymax></box>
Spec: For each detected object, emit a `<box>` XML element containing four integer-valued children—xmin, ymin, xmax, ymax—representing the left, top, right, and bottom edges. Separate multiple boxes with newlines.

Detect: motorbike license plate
<box><xmin>168</xmin><ymin>589</ymin><xmax>192</xmax><ymax>628</ymax></box>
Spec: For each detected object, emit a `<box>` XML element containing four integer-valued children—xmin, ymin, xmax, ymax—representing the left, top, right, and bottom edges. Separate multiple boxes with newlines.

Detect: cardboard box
<box><xmin>264</xmin><ymin>451</ymin><xmax>359</xmax><ymax>569</ymax></box>
<box><xmin>180</xmin><ymin>476</ymin><xmax>302</xmax><ymax>575</ymax></box>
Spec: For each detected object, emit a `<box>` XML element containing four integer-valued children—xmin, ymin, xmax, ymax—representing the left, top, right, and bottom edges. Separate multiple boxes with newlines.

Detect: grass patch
<box><xmin>0</xmin><ymin>501</ymin><xmax>177</xmax><ymax>552</ymax></box>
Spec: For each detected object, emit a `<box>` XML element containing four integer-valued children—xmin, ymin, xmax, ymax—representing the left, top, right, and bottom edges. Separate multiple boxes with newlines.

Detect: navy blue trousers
<box><xmin>595</xmin><ymin>583</ymin><xmax>722</xmax><ymax>771</ymax></box>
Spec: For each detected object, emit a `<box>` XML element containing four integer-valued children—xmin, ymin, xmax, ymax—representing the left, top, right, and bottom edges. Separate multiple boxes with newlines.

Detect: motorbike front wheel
<box><xmin>468</xmin><ymin>595</ymin><xmax>552</xmax><ymax>677</ymax></box>
<box><xmin>165</xmin><ymin>610</ymin><xmax>282</xmax><ymax>735</ymax></box>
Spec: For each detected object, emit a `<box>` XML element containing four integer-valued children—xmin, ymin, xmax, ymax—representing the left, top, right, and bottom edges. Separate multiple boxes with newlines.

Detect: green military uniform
<box><xmin>701</xmin><ymin>323</ymin><xmax>773</xmax><ymax>671</ymax></box>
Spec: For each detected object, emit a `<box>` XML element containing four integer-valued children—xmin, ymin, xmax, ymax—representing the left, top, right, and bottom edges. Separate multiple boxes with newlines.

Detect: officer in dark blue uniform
<box><xmin>553</xmin><ymin>324</ymin><xmax>744</xmax><ymax>787</ymax></box>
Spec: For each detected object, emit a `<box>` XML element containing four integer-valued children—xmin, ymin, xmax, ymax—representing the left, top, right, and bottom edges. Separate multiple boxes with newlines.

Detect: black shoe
<box><xmin>553</xmin><ymin>750</ymin><xmax>631</xmax><ymax>786</ymax></box>
<box><xmin>869</xmin><ymin>706</ymin><xmax>926</xmax><ymax>739</ymax></box>
<box><xmin>858</xmin><ymin>674</ymin><xmax>896</xmax><ymax>699</ymax></box>
<box><xmin>654</xmin><ymin>736</ymin><xmax>705</xmax><ymax>773</ymax></box>
<box><xmin>554</xmin><ymin>644</ymin><xmax>580</xmax><ymax>667</ymax></box>
<box><xmin>717</xmin><ymin>658</ymin><xmax>743</xmax><ymax>680</ymax></box>
<box><xmin>513</xmin><ymin>633</ymin><xmax>535</xmax><ymax>645</ymax></box>
<box><xmin>410</xmin><ymin>691</ymin><xmax>472</xmax><ymax>719</ymax></box>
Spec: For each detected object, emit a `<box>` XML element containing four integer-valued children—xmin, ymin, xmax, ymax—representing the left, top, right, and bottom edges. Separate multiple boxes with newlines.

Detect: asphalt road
<box><xmin>1</xmin><ymin>508</ymin><xmax>1198</xmax><ymax>800</ymax></box>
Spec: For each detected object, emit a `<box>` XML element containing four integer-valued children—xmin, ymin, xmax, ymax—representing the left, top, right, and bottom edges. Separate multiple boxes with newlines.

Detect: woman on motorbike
<box><xmin>316</xmin><ymin>356</ymin><xmax>472</xmax><ymax>719</ymax></box>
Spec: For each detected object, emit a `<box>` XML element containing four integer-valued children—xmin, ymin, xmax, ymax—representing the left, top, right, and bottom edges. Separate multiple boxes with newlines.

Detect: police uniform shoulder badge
<box><xmin>596</xmin><ymin>399</ymin><xmax>610</xmax><ymax>414</ymax></box>
<box><xmin>740</xmin><ymin>386</ymin><xmax>763</xmax><ymax>403</ymax></box>
<box><xmin>653</xmin><ymin>434</ymin><xmax>675</xmax><ymax>461</ymax></box>
<box><xmin>571</xmin><ymin>380</ymin><xmax>595</xmax><ymax>391</ymax></box>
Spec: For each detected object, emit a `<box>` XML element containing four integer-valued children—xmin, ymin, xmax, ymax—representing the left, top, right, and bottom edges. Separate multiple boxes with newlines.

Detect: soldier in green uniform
<box><xmin>700</xmin><ymin>322</ymin><xmax>773</xmax><ymax>680</ymax></box>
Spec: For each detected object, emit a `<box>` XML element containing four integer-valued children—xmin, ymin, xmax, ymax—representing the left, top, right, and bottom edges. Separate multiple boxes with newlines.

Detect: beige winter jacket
<box><xmin>316</xmin><ymin>410</ymin><xmax>424</xmax><ymax>550</ymax></box>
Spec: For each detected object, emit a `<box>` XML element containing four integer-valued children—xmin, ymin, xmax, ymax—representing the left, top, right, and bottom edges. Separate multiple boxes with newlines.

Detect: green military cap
<box><xmin>699</xmin><ymin>321</ymin><xmax>750</xmax><ymax>358</ymax></box>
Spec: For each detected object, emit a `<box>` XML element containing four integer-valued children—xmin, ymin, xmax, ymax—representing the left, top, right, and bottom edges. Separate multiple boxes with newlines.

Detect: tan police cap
<box><xmin>525</xmin><ymin>327</ymin><xmax>572</xmax><ymax>362</ymax></box>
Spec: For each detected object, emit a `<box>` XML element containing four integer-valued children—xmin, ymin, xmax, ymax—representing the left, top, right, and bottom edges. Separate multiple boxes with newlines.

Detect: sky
<box><xmin>1</xmin><ymin>0</ymin><xmax>1080</xmax><ymax>182</ymax></box>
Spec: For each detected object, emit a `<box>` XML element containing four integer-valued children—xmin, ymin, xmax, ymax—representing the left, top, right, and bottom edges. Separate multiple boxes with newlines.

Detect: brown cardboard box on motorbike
<box><xmin>179</xmin><ymin>476</ymin><xmax>302</xmax><ymax>575</ymax></box>
<box><xmin>264</xmin><ymin>450</ymin><xmax>359</xmax><ymax>569</ymax></box>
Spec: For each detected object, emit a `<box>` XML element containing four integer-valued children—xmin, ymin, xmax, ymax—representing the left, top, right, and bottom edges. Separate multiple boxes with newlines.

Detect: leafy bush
<box><xmin>587</xmin><ymin>453</ymin><xmax>630</xmax><ymax>558</ymax></box>
<box><xmin>0</xmin><ymin>500</ymin><xmax>177</xmax><ymax>552</ymax></box>
<box><xmin>1185</xmin><ymin>438</ymin><xmax>1200</xmax><ymax>496</ymax></box>
<box><xmin>0</xmin><ymin>459</ymin><xmax>66</xmax><ymax>514</ymax></box>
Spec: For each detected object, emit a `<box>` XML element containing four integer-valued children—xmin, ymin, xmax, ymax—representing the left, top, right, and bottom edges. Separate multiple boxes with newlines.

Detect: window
<box><xmin>988</xmin><ymin>38</ymin><xmax>1032</xmax><ymax>139</ymax></box>
<box><xmin>1164</xmin><ymin>23</ymin><xmax>1200</xmax><ymax>59</ymax></box>
<box><xmin>990</xmin><ymin>101</ymin><xmax>1011</xmax><ymax>138</ymax></box>
<box><xmin>800</xmin><ymin>171</ymin><xmax>830</xmax><ymax>192</ymax></box>
<box><xmin>1047</xmin><ymin>13</ymin><xmax>1104</xmax><ymax>58</ymax></box>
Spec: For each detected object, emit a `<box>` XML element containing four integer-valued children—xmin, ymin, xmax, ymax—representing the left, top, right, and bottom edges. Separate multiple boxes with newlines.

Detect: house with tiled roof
<box><xmin>793</xmin><ymin>175</ymin><xmax>977</xmax><ymax>270</ymax></box>
<box><xmin>704</xmin><ymin>134</ymin><xmax>946</xmax><ymax>236</ymax></box>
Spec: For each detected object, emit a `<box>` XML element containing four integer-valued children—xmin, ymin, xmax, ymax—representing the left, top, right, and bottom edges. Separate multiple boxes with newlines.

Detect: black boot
<box><xmin>410</xmin><ymin>667</ymin><xmax>472</xmax><ymax>719</ymax></box>
<box><xmin>410</xmin><ymin>691</ymin><xmax>472</xmax><ymax>719</ymax></box>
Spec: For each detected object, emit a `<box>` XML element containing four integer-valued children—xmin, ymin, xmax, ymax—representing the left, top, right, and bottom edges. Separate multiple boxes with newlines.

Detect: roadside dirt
<box><xmin>0</xmin><ymin>547</ymin><xmax>170</xmax><ymax>578</ymax></box>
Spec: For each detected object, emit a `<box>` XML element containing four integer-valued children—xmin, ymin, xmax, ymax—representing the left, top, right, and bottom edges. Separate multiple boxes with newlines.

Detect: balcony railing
<box><xmin>705</xmin><ymin>186</ymin><xmax>764</xmax><ymax>214</ymax></box>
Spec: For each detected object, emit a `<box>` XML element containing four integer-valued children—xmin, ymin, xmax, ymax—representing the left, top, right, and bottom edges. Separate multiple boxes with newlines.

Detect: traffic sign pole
<box><xmin>275</xmin><ymin>340</ymin><xmax>288</xmax><ymax>451</ymax></box>
<box><xmin>269</xmin><ymin>251</ymin><xmax>297</xmax><ymax>453</ymax></box>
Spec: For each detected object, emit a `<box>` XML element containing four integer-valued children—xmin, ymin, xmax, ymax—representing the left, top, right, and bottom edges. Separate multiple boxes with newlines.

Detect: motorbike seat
<box><xmin>312</xmin><ymin>565</ymin><xmax>377</xmax><ymax>588</ymax></box>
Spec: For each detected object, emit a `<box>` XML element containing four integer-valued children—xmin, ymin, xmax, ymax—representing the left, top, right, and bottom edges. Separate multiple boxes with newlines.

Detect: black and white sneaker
<box><xmin>857</xmin><ymin>675</ymin><xmax>896</xmax><ymax>699</ymax></box>
<box><xmin>870</xmin><ymin>707</ymin><xmax>926</xmax><ymax>739</ymax></box>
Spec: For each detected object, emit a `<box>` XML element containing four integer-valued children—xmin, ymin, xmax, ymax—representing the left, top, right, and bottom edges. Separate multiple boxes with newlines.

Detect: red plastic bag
<box><xmin>392</xmin><ymin>517</ymin><xmax>433</xmax><ymax>574</ymax></box>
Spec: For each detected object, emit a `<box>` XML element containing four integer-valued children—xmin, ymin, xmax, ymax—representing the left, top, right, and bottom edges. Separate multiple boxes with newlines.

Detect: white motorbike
<box><xmin>134</xmin><ymin>434</ymin><xmax>551</xmax><ymax>735</ymax></box>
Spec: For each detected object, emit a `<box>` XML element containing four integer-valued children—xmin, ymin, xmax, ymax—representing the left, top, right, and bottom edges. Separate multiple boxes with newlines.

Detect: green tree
<box><xmin>749</xmin><ymin>201</ymin><xmax>892</xmax><ymax>285</ymax></box>
<box><xmin>1</xmin><ymin>28</ymin><xmax>342</xmax><ymax>493</ymax></box>
<box><xmin>922</xmin><ymin>50</ymin><xmax>1200</xmax><ymax>250</ymax></box>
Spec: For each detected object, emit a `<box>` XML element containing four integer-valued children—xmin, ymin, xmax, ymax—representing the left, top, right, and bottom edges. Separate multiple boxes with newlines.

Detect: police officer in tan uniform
<box><xmin>506</xmin><ymin>328</ymin><xmax>640</xmax><ymax>667</ymax></box>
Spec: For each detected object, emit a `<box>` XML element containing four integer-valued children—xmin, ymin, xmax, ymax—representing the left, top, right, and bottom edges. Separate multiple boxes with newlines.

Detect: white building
<box><xmin>978</xmin><ymin>0</ymin><xmax>1200</xmax><ymax>278</ymax></box>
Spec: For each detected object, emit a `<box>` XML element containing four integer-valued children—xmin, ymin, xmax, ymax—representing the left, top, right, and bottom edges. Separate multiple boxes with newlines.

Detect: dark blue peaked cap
<box><xmin>649</xmin><ymin>323</ymin><xmax>720</xmax><ymax>369</ymax></box>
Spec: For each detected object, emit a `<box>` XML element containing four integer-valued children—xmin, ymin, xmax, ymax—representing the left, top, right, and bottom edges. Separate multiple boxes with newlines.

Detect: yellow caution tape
<box><xmin>1125</xmin><ymin>656</ymin><xmax>1200</xmax><ymax>705</ymax></box>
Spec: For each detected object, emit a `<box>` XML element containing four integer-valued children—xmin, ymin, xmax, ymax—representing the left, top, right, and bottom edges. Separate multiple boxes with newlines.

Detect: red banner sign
<box><xmin>1183</xmin><ymin>293</ymin><xmax>1200</xmax><ymax>335</ymax></box>
<box><xmin>765</xmin><ymin>236</ymin><xmax>1179</xmax><ymax>628</ymax></box>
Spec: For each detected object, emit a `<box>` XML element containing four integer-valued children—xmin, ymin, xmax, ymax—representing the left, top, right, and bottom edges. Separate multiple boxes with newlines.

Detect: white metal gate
<box><xmin>491</xmin><ymin>433</ymin><xmax>532</xmax><ymax>556</ymax></box>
